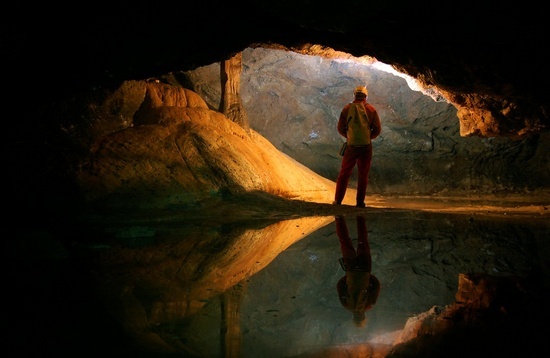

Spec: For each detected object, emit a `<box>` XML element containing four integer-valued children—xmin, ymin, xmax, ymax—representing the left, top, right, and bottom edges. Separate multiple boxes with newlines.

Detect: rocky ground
<box><xmin>84</xmin><ymin>190</ymin><xmax>549</xmax><ymax>227</ymax></box>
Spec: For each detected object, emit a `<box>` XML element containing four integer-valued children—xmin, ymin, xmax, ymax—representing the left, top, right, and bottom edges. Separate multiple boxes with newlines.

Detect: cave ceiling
<box><xmin>6</xmin><ymin>1</ymin><xmax>548</xmax><ymax>138</ymax></box>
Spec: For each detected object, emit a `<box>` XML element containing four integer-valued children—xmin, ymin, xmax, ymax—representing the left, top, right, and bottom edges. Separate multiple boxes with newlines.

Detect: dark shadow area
<box><xmin>3</xmin><ymin>202</ymin><xmax>550</xmax><ymax>357</ymax></box>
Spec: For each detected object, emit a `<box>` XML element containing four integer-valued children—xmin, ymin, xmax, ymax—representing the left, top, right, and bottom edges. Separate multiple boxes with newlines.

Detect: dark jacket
<box><xmin>337</xmin><ymin>272</ymin><xmax>380</xmax><ymax>313</ymax></box>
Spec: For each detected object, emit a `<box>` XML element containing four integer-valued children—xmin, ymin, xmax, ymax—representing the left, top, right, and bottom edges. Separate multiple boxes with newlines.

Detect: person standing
<box><xmin>334</xmin><ymin>85</ymin><xmax>382</xmax><ymax>207</ymax></box>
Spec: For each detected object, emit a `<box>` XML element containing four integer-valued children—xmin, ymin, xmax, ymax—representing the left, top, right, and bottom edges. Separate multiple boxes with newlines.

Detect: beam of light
<box><xmin>371</xmin><ymin>60</ymin><xmax>448</xmax><ymax>103</ymax></box>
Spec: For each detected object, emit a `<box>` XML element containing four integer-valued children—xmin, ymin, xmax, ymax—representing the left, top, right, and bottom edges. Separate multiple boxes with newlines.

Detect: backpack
<box><xmin>346</xmin><ymin>103</ymin><xmax>371</xmax><ymax>145</ymax></box>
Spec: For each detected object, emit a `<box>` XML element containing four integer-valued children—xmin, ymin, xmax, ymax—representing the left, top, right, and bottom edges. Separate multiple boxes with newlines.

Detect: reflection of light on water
<box><xmin>369</xmin><ymin>330</ymin><xmax>403</xmax><ymax>345</ymax></box>
<box><xmin>108</xmin><ymin>208</ymin><xmax>547</xmax><ymax>357</ymax></box>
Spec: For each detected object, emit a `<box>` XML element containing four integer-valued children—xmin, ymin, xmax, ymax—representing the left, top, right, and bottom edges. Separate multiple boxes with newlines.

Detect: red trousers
<box><xmin>335</xmin><ymin>215</ymin><xmax>372</xmax><ymax>272</ymax></box>
<box><xmin>334</xmin><ymin>144</ymin><xmax>373</xmax><ymax>205</ymax></box>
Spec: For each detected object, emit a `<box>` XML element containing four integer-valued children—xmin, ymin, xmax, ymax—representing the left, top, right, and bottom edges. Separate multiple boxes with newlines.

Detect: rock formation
<box><xmin>7</xmin><ymin>1</ymin><xmax>547</xmax><ymax>138</ymax></box>
<box><xmin>71</xmin><ymin>80</ymin><xmax>338</xmax><ymax>212</ymax></box>
<box><xmin>4</xmin><ymin>3</ymin><xmax>549</xmax><ymax>357</ymax></box>
<box><xmin>5</xmin><ymin>1</ymin><xmax>549</xmax><ymax>218</ymax></box>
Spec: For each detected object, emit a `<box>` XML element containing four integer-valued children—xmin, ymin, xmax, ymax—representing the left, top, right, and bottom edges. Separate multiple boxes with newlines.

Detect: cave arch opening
<box><xmin>182</xmin><ymin>47</ymin><xmax>506</xmax><ymax>196</ymax></box>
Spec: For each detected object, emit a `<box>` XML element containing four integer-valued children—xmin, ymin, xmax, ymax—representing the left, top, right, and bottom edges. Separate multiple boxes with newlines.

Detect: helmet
<box><xmin>354</xmin><ymin>86</ymin><xmax>368</xmax><ymax>96</ymax></box>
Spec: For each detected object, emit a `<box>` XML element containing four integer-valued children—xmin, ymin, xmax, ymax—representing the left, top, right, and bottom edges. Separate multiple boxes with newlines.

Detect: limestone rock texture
<box><xmin>72</xmin><ymin>81</ymin><xmax>337</xmax><ymax>211</ymax></box>
<box><xmin>6</xmin><ymin>1</ymin><xmax>548</xmax><ymax>137</ymax></box>
<box><xmin>183</xmin><ymin>48</ymin><xmax>550</xmax><ymax>196</ymax></box>
<box><xmin>385</xmin><ymin>273</ymin><xmax>541</xmax><ymax>357</ymax></box>
<box><xmin>3</xmin><ymin>3</ymin><xmax>549</xmax><ymax>357</ymax></box>
<box><xmin>4</xmin><ymin>1</ymin><xmax>549</xmax><ymax>215</ymax></box>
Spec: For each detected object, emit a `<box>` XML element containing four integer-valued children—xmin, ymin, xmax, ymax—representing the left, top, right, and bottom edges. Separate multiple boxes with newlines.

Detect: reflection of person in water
<box><xmin>335</xmin><ymin>214</ymin><xmax>380</xmax><ymax>328</ymax></box>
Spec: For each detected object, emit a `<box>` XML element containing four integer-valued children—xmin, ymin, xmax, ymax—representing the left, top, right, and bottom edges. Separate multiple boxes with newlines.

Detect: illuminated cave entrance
<box><xmin>180</xmin><ymin>47</ymin><xmax>543</xmax><ymax>196</ymax></box>
<box><xmin>8</xmin><ymin>47</ymin><xmax>550</xmax><ymax>358</ymax></box>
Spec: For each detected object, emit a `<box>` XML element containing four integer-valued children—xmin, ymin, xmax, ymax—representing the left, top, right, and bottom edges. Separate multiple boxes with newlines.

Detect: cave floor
<box><xmin>4</xmin><ymin>193</ymin><xmax>550</xmax><ymax>357</ymax></box>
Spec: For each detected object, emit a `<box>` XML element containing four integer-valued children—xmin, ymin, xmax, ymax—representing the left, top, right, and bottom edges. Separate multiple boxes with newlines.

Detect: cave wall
<box><xmin>5</xmin><ymin>2</ymin><xmax>550</xmax><ymax>219</ymax></box>
<box><xmin>182</xmin><ymin>48</ymin><xmax>550</xmax><ymax>195</ymax></box>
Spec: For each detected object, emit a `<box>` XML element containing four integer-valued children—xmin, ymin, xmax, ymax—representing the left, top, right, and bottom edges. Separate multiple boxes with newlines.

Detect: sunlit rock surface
<box><xmin>183</xmin><ymin>48</ymin><xmax>550</xmax><ymax>196</ymax></box>
<box><xmin>4</xmin><ymin>2</ymin><xmax>550</xmax><ymax>357</ymax></box>
<box><xmin>70</xmin><ymin>81</ymin><xmax>338</xmax><ymax>211</ymax></box>
<box><xmin>8</xmin><ymin>2</ymin><xmax>548</xmax><ymax>137</ymax></box>
<box><xmin>5</xmin><ymin>1</ymin><xmax>550</xmax><ymax>219</ymax></box>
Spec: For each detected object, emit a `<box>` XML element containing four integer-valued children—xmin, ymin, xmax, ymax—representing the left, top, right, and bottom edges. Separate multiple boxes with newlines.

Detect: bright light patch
<box><xmin>309</xmin><ymin>131</ymin><xmax>319</xmax><ymax>139</ymax></box>
<box><xmin>332</xmin><ymin>54</ymin><xmax>448</xmax><ymax>103</ymax></box>
<box><xmin>372</xmin><ymin>61</ymin><xmax>422</xmax><ymax>92</ymax></box>
<box><xmin>370</xmin><ymin>60</ymin><xmax>448</xmax><ymax>103</ymax></box>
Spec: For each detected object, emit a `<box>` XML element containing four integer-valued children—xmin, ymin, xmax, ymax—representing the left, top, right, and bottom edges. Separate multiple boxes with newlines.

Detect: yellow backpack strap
<box><xmin>356</xmin><ymin>103</ymin><xmax>370</xmax><ymax>125</ymax></box>
<box><xmin>347</xmin><ymin>103</ymin><xmax>357</xmax><ymax>125</ymax></box>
